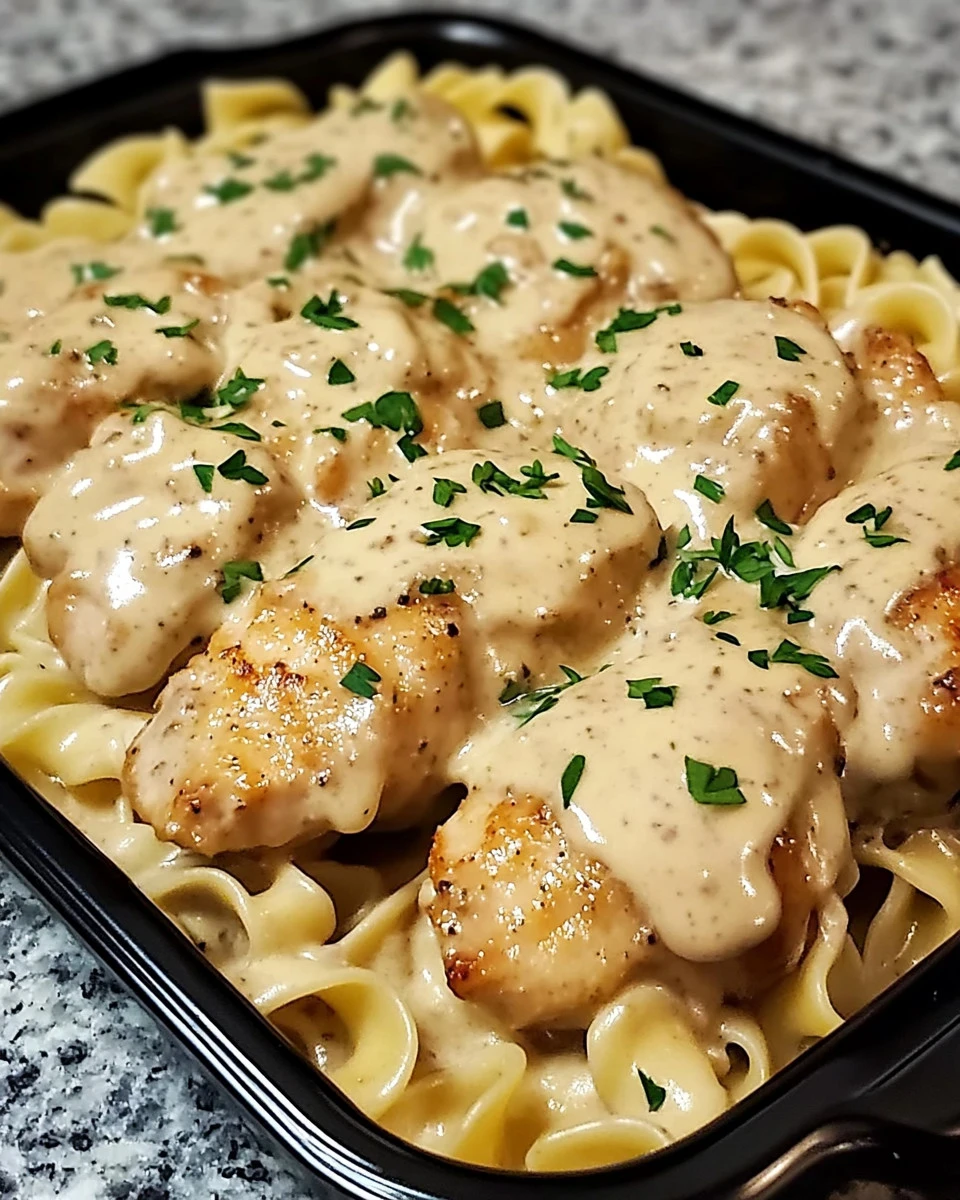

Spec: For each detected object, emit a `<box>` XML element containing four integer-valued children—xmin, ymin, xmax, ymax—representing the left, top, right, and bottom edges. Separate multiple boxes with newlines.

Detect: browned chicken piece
<box><xmin>0</xmin><ymin>265</ymin><xmax>226</xmax><ymax>535</ymax></box>
<box><xmin>426</xmin><ymin>619</ymin><xmax>851</xmax><ymax>1029</ymax></box>
<box><xmin>558</xmin><ymin>296</ymin><xmax>865</xmax><ymax>538</ymax></box>
<box><xmin>23</xmin><ymin>411</ymin><xmax>296</xmax><ymax>697</ymax></box>
<box><xmin>426</xmin><ymin>791</ymin><xmax>653</xmax><ymax>1029</ymax></box>
<box><xmin>846</xmin><ymin>325</ymin><xmax>956</xmax><ymax>477</ymax></box>
<box><xmin>797</xmin><ymin>451</ymin><xmax>960</xmax><ymax>817</ymax></box>
<box><xmin>124</xmin><ymin>590</ymin><xmax>475</xmax><ymax>855</ymax></box>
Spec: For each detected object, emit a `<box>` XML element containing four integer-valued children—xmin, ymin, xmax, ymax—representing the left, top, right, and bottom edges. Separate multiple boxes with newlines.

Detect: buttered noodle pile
<box><xmin>3</xmin><ymin>52</ymin><xmax>960</xmax><ymax>1173</ymax></box>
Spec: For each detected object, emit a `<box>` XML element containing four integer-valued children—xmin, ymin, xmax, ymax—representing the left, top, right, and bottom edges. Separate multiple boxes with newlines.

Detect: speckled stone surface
<box><xmin>0</xmin><ymin>1</ymin><xmax>958</xmax><ymax>1197</ymax></box>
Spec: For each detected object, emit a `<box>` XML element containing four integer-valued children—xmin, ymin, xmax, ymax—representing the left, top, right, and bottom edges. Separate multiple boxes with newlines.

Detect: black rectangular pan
<box><xmin>2</xmin><ymin>12</ymin><xmax>960</xmax><ymax>1199</ymax></box>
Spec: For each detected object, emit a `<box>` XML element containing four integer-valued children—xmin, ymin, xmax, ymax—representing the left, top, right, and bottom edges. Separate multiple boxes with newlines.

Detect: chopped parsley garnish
<box><xmin>560</xmin><ymin>754</ymin><xmax>586</xmax><ymax>808</ymax></box>
<box><xmin>845</xmin><ymin>502</ymin><xmax>908</xmax><ymax>548</ymax></box>
<box><xmin>637</xmin><ymin>1069</ymin><xmax>667</xmax><ymax>1112</ymax></box>
<box><xmin>301</xmin><ymin>290</ymin><xmax>359</xmax><ymax>330</ymax></box>
<box><xmin>48</xmin><ymin>340</ymin><xmax>61</xmax><ymax>356</ymax></box>
<box><xmin>421</xmin><ymin>516</ymin><xmax>481</xmax><ymax>548</ymax></box>
<box><xmin>477</xmin><ymin>400</ymin><xmax>506</xmax><ymax>429</ymax></box>
<box><xmin>703</xmin><ymin>610</ymin><xmax>733</xmax><ymax>625</ymax></box>
<box><xmin>472</xmin><ymin>458</ymin><xmax>559</xmax><ymax>500</ymax></box>
<box><xmin>218</xmin><ymin>449</ymin><xmax>268</xmax><ymax>486</ymax></box>
<box><xmin>217</xmin><ymin>368</ymin><xmax>264</xmax><ymax>408</ymax></box>
<box><xmin>775</xmin><ymin>335</ymin><xmax>807</xmax><ymax>361</ymax></box>
<box><xmin>433</xmin><ymin>477</ymin><xmax>467</xmax><ymax>507</ymax></box>
<box><xmin>146</xmin><ymin>207</ymin><xmax>178</xmax><ymax>237</ymax></box>
<box><xmin>204</xmin><ymin>178</ymin><xmax>253</xmax><ymax>204</ymax></box>
<box><xmin>301</xmin><ymin>152</ymin><xmax>337</xmax><ymax>181</ymax></box>
<box><xmin>945</xmin><ymin>450</ymin><xmax>960</xmax><ymax>471</ymax></box>
<box><xmin>317</xmin><ymin>426</ymin><xmax>347</xmax><ymax>442</ymax></box>
<box><xmin>156</xmin><ymin>318</ymin><xmax>199</xmax><ymax>338</ymax></box>
<box><xmin>626</xmin><ymin>677</ymin><xmax>677</xmax><ymax>708</ymax></box>
<box><xmin>759</xmin><ymin>564</ymin><xmax>839</xmax><ymax>610</ymax></box>
<box><xmin>126</xmin><ymin>403</ymin><xmax>162</xmax><ymax>424</ymax></box>
<box><xmin>500</xmin><ymin>664</ymin><xmax>587</xmax><ymax>724</ymax></box>
<box><xmin>214</xmin><ymin>421</ymin><xmax>260</xmax><ymax>441</ymax></box>
<box><xmin>351</xmin><ymin>97</ymin><xmax>383</xmax><ymax>116</ymax></box>
<box><xmin>219</xmin><ymin>559</ymin><xmax>263</xmax><ymax>603</ymax></box>
<box><xmin>340</xmin><ymin>661</ymin><xmax>381</xmax><ymax>699</ymax></box>
<box><xmin>403</xmin><ymin>234</ymin><xmax>434</xmax><ymax>272</ymax></box>
<box><xmin>748</xmin><ymin>648</ymin><xmax>770</xmax><ymax>669</ymax></box>
<box><xmin>105</xmin><ymin>292</ymin><xmax>171</xmax><ymax>314</ymax></box>
<box><xmin>680</xmin><ymin>341</ymin><xmax>703</xmax><ymax>357</ymax></box>
<box><xmin>550</xmin><ymin>434</ymin><xmax>632</xmax><ymax>515</ymax></box>
<box><xmin>755</xmin><ymin>499</ymin><xmax>792</xmax><ymax>536</ymax></box>
<box><xmin>343</xmin><ymin>390</ymin><xmax>422</xmax><ymax>437</ymax></box>
<box><xmin>787</xmin><ymin>610</ymin><xmax>814</xmax><ymax>624</ymax></box>
<box><xmin>84</xmin><ymin>339</ymin><xmax>118</xmax><ymax>366</ymax></box>
<box><xmin>227</xmin><ymin>150</ymin><xmax>255</xmax><ymax>168</ymax></box>
<box><xmin>454</xmin><ymin>261</ymin><xmax>511</xmax><ymax>304</ymax></box>
<box><xmin>548</xmin><ymin>365</ymin><xmax>609</xmax><ymax>392</ymax></box>
<box><xmin>694</xmin><ymin>474</ymin><xmax>724</xmax><ymax>503</ymax></box>
<box><xmin>558</xmin><ymin>221</ymin><xmax>592</xmax><ymax>240</ymax></box>
<box><xmin>282</xmin><ymin>555</ymin><xmax>314</xmax><ymax>578</ymax></box>
<box><xmin>373</xmin><ymin>153</ymin><xmax>421</xmax><ymax>179</ymax></box>
<box><xmin>595</xmin><ymin>307</ymin><xmax>658</xmax><ymax>353</ymax></box>
<box><xmin>707</xmin><ymin>379</ymin><xmax>740</xmax><ymax>407</ymax></box>
<box><xmin>715</xmin><ymin>630</ymin><xmax>740</xmax><ymax>647</ymax></box>
<box><xmin>419</xmin><ymin>577</ymin><xmax>456</xmax><ymax>595</ymax></box>
<box><xmin>433</xmin><ymin>296</ymin><xmax>474</xmax><ymax>336</ymax></box>
<box><xmin>774</xmin><ymin>536</ymin><xmax>795</xmax><ymax>567</ymax></box>
<box><xmin>552</xmin><ymin>257</ymin><xmax>597</xmax><ymax>278</ymax></box>
<box><xmin>267</xmin><ymin>275</ymin><xmax>290</xmax><ymax>289</ymax></box>
<box><xmin>560</xmin><ymin>178</ymin><xmax>592</xmax><ymax>201</ymax></box>
<box><xmin>570</xmin><ymin>508</ymin><xmax>598</xmax><ymax>523</ymax></box>
<box><xmin>506</xmin><ymin>206</ymin><xmax>529</xmax><ymax>228</ymax></box>
<box><xmin>384</xmin><ymin>288</ymin><xmax>428</xmax><ymax>307</ymax></box>
<box><xmin>263</xmin><ymin>170</ymin><xmax>297</xmax><ymax>192</ymax></box>
<box><xmin>71</xmin><ymin>261</ymin><xmax>121</xmax><ymax>285</ymax></box>
<box><xmin>346</xmin><ymin>517</ymin><xmax>376</xmax><ymax>530</ymax></box>
<box><xmin>685</xmin><ymin>757</ymin><xmax>747</xmax><ymax>806</ymax></box>
<box><xmin>285</xmin><ymin>220</ymin><xmax>335</xmax><ymax>272</ymax></box>
<box><xmin>398</xmin><ymin>433</ymin><xmax>426</xmax><ymax>462</ymax></box>
<box><xmin>769</xmin><ymin>639</ymin><xmax>838</xmax><ymax>678</ymax></box>
<box><xmin>327</xmin><ymin>358</ymin><xmax>355</xmax><ymax>386</ymax></box>
<box><xmin>649</xmin><ymin>224</ymin><xmax>674</xmax><ymax>242</ymax></box>
<box><xmin>367</xmin><ymin>477</ymin><xmax>386</xmax><ymax>499</ymax></box>
<box><xmin>193</xmin><ymin>463</ymin><xmax>214</xmax><ymax>493</ymax></box>
<box><xmin>390</xmin><ymin>98</ymin><xmax>413</xmax><ymax>123</ymax></box>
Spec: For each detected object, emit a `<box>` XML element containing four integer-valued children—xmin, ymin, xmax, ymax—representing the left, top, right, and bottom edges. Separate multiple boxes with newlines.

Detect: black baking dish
<box><xmin>3</xmin><ymin>12</ymin><xmax>960</xmax><ymax>1199</ymax></box>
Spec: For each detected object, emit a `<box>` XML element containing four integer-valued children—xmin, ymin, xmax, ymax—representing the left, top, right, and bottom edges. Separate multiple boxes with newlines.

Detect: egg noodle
<box><xmin>0</xmin><ymin>52</ymin><xmax>959</xmax><ymax>1173</ymax></box>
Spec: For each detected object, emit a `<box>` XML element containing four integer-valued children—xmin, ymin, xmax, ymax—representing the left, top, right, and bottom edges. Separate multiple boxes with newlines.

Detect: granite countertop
<box><xmin>0</xmin><ymin>1</ymin><xmax>958</xmax><ymax>1197</ymax></box>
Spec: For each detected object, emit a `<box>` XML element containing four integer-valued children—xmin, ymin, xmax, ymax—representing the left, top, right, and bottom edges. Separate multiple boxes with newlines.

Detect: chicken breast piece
<box><xmin>426</xmin><ymin>790</ymin><xmax>654</xmax><ymax>1029</ymax></box>
<box><xmin>558</xmin><ymin>297</ymin><xmax>865</xmax><ymax>538</ymax></box>
<box><xmin>23</xmin><ymin>410</ymin><xmax>296</xmax><ymax>697</ymax></box>
<box><xmin>216</xmin><ymin>278</ymin><xmax>496</xmax><ymax>513</ymax></box>
<box><xmin>138</xmin><ymin>93</ymin><xmax>480</xmax><ymax>283</ymax></box>
<box><xmin>429</xmin><ymin>615</ymin><xmax>851</xmax><ymax>1028</ymax></box>
<box><xmin>846</xmin><ymin>326</ymin><xmax>957</xmax><ymax>477</ymax></box>
<box><xmin>796</xmin><ymin>450</ymin><xmax>960</xmax><ymax>818</ymax></box>
<box><xmin>124</xmin><ymin>591</ymin><xmax>472</xmax><ymax>855</ymax></box>
<box><xmin>125</xmin><ymin>448</ymin><xmax>661</xmax><ymax>854</ymax></box>
<box><xmin>0</xmin><ymin>265</ymin><xmax>226</xmax><ymax>534</ymax></box>
<box><xmin>342</xmin><ymin>156</ymin><xmax>735</xmax><ymax>397</ymax></box>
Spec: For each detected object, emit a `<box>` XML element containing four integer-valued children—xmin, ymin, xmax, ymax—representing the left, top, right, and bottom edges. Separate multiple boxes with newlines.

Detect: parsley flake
<box><xmin>218</xmin><ymin>449</ymin><xmax>268</xmax><ymax>486</ymax></box>
<box><xmin>775</xmin><ymin>335</ymin><xmax>807</xmax><ymax>361</ymax></box>
<box><xmin>637</xmin><ymin>1069</ymin><xmax>667</xmax><ymax>1112</ymax></box>
<box><xmin>421</xmin><ymin>516</ymin><xmax>481</xmax><ymax>548</ymax></box>
<box><xmin>627</xmin><ymin>677</ymin><xmax>677</xmax><ymax>708</ymax></box>
<box><xmin>694</xmin><ymin>474</ymin><xmax>724</xmax><ymax>503</ymax></box>
<box><xmin>340</xmin><ymin>661</ymin><xmax>381</xmax><ymax>699</ymax></box>
<box><xmin>342</xmin><ymin>390</ymin><xmax>422</xmax><ymax>435</ymax></box>
<box><xmin>301</xmin><ymin>290</ymin><xmax>359</xmax><ymax>330</ymax></box>
<box><xmin>419</xmin><ymin>577</ymin><xmax>455</xmax><ymax>595</ymax></box>
<box><xmin>282</xmin><ymin>556</ymin><xmax>314</xmax><ymax>578</ymax></box>
<box><xmin>433</xmin><ymin>297</ymin><xmax>474</xmax><ymax>336</ymax></box>
<box><xmin>156</xmin><ymin>318</ymin><xmax>199</xmax><ymax>338</ymax></box>
<box><xmin>204</xmin><ymin>178</ymin><xmax>253</xmax><ymax>204</ymax></box>
<box><xmin>680</xmin><ymin>341</ymin><xmax>704</xmax><ymax>357</ymax></box>
<box><xmin>755</xmin><ymin>499</ymin><xmax>792</xmax><ymax>536</ymax></box>
<box><xmin>707</xmin><ymin>379</ymin><xmax>740</xmax><ymax>407</ymax></box>
<box><xmin>193</xmin><ymin>463</ymin><xmax>214</xmax><ymax>493</ymax></box>
<box><xmin>506</xmin><ymin>206</ymin><xmax>529</xmax><ymax>228</ymax></box>
<box><xmin>547</xmin><ymin>365</ymin><xmax>609</xmax><ymax>392</ymax></box>
<box><xmin>327</xmin><ymin>358</ymin><xmax>355</xmax><ymax>386</ymax></box>
<box><xmin>385</xmin><ymin>288</ymin><xmax>429</xmax><ymax>307</ymax></box>
<box><xmin>477</xmin><ymin>400</ymin><xmax>505</xmax><ymax>428</ymax></box>
<box><xmin>433</xmin><ymin>477</ymin><xmax>466</xmax><ymax>508</ymax></box>
<box><xmin>285</xmin><ymin>220</ymin><xmax>335</xmax><ymax>272</ymax></box>
<box><xmin>317</xmin><ymin>426</ymin><xmax>347</xmax><ymax>442</ymax></box>
<box><xmin>685</xmin><ymin>757</ymin><xmax>747</xmax><ymax>806</ymax></box>
<box><xmin>558</xmin><ymin>221</ymin><xmax>592</xmax><ymax>240</ymax></box>
<box><xmin>560</xmin><ymin>754</ymin><xmax>586</xmax><ymax>808</ymax></box>
<box><xmin>346</xmin><ymin>517</ymin><xmax>376</xmax><ymax>530</ymax></box>
<box><xmin>403</xmin><ymin>234</ymin><xmax>434</xmax><ymax>272</ymax></box>
<box><xmin>553</xmin><ymin>257</ymin><xmax>597</xmax><ymax>278</ymax></box>
<box><xmin>373</xmin><ymin>153</ymin><xmax>421</xmax><ymax>179</ymax></box>
<box><xmin>85</xmin><ymin>339</ymin><xmax>118</xmax><ymax>366</ymax></box>
<box><xmin>71</xmin><ymin>261</ymin><xmax>121</xmax><ymax>285</ymax></box>
<box><xmin>219</xmin><ymin>559</ymin><xmax>262</xmax><ymax>603</ymax></box>
<box><xmin>770</xmin><ymin>639</ymin><xmax>838</xmax><ymax>678</ymax></box>
<box><xmin>945</xmin><ymin>450</ymin><xmax>960</xmax><ymax>471</ymax></box>
<box><xmin>214</xmin><ymin>421</ymin><xmax>261</xmax><ymax>441</ymax></box>
<box><xmin>217</xmin><ymin>368</ymin><xmax>264</xmax><ymax>408</ymax></box>
<box><xmin>649</xmin><ymin>224</ymin><xmax>674</xmax><ymax>242</ymax></box>
<box><xmin>570</xmin><ymin>508</ymin><xmax>598</xmax><ymax>523</ymax></box>
<box><xmin>595</xmin><ymin>308</ymin><xmax>658</xmax><ymax>353</ymax></box>
<box><xmin>146</xmin><ymin>208</ymin><xmax>178</xmax><ymax>237</ymax></box>
<box><xmin>560</xmin><ymin>178</ymin><xmax>592</xmax><ymax>201</ymax></box>
<box><xmin>105</xmin><ymin>292</ymin><xmax>171</xmax><ymax>314</ymax></box>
